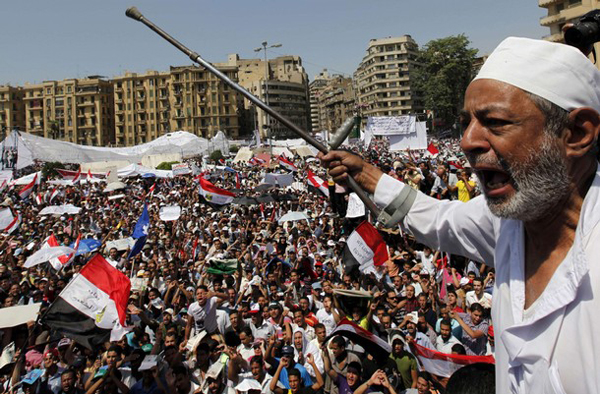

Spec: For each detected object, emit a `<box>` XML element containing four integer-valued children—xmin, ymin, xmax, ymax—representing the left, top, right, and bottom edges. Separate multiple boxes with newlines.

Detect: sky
<box><xmin>1</xmin><ymin>0</ymin><xmax>548</xmax><ymax>86</ymax></box>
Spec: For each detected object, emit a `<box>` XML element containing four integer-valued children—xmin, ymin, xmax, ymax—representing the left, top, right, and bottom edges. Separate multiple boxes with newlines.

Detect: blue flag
<box><xmin>133</xmin><ymin>204</ymin><xmax>149</xmax><ymax>239</ymax></box>
<box><xmin>128</xmin><ymin>236</ymin><xmax>147</xmax><ymax>260</ymax></box>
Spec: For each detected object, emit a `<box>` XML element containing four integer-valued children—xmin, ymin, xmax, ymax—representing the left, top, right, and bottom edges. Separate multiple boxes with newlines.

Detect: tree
<box><xmin>412</xmin><ymin>35</ymin><xmax>478</xmax><ymax>131</ymax></box>
<box><xmin>156</xmin><ymin>161</ymin><xmax>179</xmax><ymax>171</ymax></box>
<box><xmin>210</xmin><ymin>150</ymin><xmax>223</xmax><ymax>162</ymax></box>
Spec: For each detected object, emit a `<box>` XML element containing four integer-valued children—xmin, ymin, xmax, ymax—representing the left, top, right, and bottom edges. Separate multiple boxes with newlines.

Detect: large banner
<box><xmin>366</xmin><ymin>116</ymin><xmax>416</xmax><ymax>136</ymax></box>
<box><xmin>389</xmin><ymin>122</ymin><xmax>428</xmax><ymax>151</ymax></box>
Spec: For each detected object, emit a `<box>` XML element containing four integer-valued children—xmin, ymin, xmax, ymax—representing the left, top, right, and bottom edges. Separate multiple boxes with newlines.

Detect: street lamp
<box><xmin>254</xmin><ymin>41</ymin><xmax>282</xmax><ymax>156</ymax></box>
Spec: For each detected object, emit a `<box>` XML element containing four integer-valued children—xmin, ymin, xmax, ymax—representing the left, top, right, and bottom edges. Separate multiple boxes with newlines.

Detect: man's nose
<box><xmin>460</xmin><ymin>118</ymin><xmax>490</xmax><ymax>156</ymax></box>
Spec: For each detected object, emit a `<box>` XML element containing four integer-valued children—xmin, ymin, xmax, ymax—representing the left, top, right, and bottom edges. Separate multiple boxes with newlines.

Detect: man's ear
<box><xmin>565</xmin><ymin>107</ymin><xmax>600</xmax><ymax>158</ymax></box>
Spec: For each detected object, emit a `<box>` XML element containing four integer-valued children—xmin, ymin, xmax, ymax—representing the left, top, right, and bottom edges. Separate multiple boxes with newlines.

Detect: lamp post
<box><xmin>254</xmin><ymin>41</ymin><xmax>281</xmax><ymax>156</ymax></box>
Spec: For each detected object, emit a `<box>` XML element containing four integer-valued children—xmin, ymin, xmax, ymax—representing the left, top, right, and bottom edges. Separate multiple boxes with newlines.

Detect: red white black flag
<box><xmin>342</xmin><ymin>221</ymin><xmax>388</xmax><ymax>275</ymax></box>
<box><xmin>278</xmin><ymin>155</ymin><xmax>298</xmax><ymax>172</ymax></box>
<box><xmin>199</xmin><ymin>177</ymin><xmax>235</xmax><ymax>205</ymax></box>
<box><xmin>328</xmin><ymin>318</ymin><xmax>392</xmax><ymax>362</ymax></box>
<box><xmin>18</xmin><ymin>174</ymin><xmax>37</xmax><ymax>200</ymax></box>
<box><xmin>307</xmin><ymin>170</ymin><xmax>329</xmax><ymax>197</ymax></box>
<box><xmin>411</xmin><ymin>342</ymin><xmax>495</xmax><ymax>378</ymax></box>
<box><xmin>43</xmin><ymin>254</ymin><xmax>131</xmax><ymax>349</ymax></box>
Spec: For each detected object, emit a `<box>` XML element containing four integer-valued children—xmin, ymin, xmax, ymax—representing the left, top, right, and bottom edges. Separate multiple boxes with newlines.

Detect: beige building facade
<box><xmin>309</xmin><ymin>70</ymin><xmax>355</xmax><ymax>134</ymax></box>
<box><xmin>539</xmin><ymin>0</ymin><xmax>600</xmax><ymax>68</ymax></box>
<box><xmin>354</xmin><ymin>35</ymin><xmax>424</xmax><ymax>124</ymax></box>
<box><xmin>227</xmin><ymin>54</ymin><xmax>310</xmax><ymax>139</ymax></box>
<box><xmin>19</xmin><ymin>77</ymin><xmax>114</xmax><ymax>146</ymax></box>
<box><xmin>0</xmin><ymin>86</ymin><xmax>25</xmax><ymax>137</ymax></box>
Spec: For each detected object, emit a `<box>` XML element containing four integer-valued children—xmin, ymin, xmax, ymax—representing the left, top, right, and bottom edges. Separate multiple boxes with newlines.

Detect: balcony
<box><xmin>540</xmin><ymin>13</ymin><xmax>565</xmax><ymax>26</ymax></box>
<box><xmin>543</xmin><ymin>32</ymin><xmax>563</xmax><ymax>42</ymax></box>
<box><xmin>538</xmin><ymin>0</ymin><xmax>559</xmax><ymax>6</ymax></box>
<box><xmin>78</xmin><ymin>101</ymin><xmax>95</xmax><ymax>107</ymax></box>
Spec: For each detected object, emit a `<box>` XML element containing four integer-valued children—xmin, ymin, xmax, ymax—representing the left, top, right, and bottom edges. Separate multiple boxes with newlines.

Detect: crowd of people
<box><xmin>0</xmin><ymin>138</ymin><xmax>496</xmax><ymax>394</ymax></box>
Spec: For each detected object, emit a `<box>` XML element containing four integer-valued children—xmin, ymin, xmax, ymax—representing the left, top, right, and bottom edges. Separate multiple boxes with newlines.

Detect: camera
<box><xmin>564</xmin><ymin>10</ymin><xmax>600</xmax><ymax>52</ymax></box>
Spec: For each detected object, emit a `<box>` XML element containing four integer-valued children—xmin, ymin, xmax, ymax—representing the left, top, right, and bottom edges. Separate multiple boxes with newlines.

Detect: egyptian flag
<box><xmin>448</xmin><ymin>161</ymin><xmax>463</xmax><ymax>170</ymax></box>
<box><xmin>342</xmin><ymin>221</ymin><xmax>388</xmax><ymax>275</ymax></box>
<box><xmin>72</xmin><ymin>167</ymin><xmax>82</xmax><ymax>184</ymax></box>
<box><xmin>411</xmin><ymin>342</ymin><xmax>495</xmax><ymax>378</ymax></box>
<box><xmin>278</xmin><ymin>155</ymin><xmax>298</xmax><ymax>172</ymax></box>
<box><xmin>0</xmin><ymin>180</ymin><xmax>6</xmax><ymax>193</ymax></box>
<box><xmin>0</xmin><ymin>208</ymin><xmax>20</xmax><ymax>234</ymax></box>
<box><xmin>307</xmin><ymin>170</ymin><xmax>329</xmax><ymax>197</ymax></box>
<box><xmin>43</xmin><ymin>254</ymin><xmax>131</xmax><ymax>349</ymax></box>
<box><xmin>328</xmin><ymin>318</ymin><xmax>391</xmax><ymax>363</ymax></box>
<box><xmin>35</xmin><ymin>193</ymin><xmax>43</xmax><ymax>206</ymax></box>
<box><xmin>49</xmin><ymin>188</ymin><xmax>60</xmax><ymax>203</ymax></box>
<box><xmin>148</xmin><ymin>183</ymin><xmax>156</xmax><ymax>194</ymax></box>
<box><xmin>198</xmin><ymin>177</ymin><xmax>235</xmax><ymax>205</ymax></box>
<box><xmin>86</xmin><ymin>169</ymin><xmax>92</xmax><ymax>182</ymax></box>
<box><xmin>426</xmin><ymin>142</ymin><xmax>439</xmax><ymax>156</ymax></box>
<box><xmin>43</xmin><ymin>234</ymin><xmax>74</xmax><ymax>271</ymax></box>
<box><xmin>18</xmin><ymin>174</ymin><xmax>37</xmax><ymax>200</ymax></box>
<box><xmin>249</xmin><ymin>157</ymin><xmax>265</xmax><ymax>166</ymax></box>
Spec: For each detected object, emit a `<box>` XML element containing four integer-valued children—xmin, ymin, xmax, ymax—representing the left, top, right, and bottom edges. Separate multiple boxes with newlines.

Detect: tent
<box><xmin>0</xmin><ymin>130</ymin><xmax>228</xmax><ymax>169</ymax></box>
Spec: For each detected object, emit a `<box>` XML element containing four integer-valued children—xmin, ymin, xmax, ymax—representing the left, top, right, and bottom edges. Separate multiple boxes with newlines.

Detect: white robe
<box><xmin>374</xmin><ymin>168</ymin><xmax>600</xmax><ymax>394</ymax></box>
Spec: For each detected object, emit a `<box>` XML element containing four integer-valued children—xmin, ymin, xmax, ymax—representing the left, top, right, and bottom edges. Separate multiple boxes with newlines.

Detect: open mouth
<box><xmin>477</xmin><ymin>169</ymin><xmax>513</xmax><ymax>192</ymax></box>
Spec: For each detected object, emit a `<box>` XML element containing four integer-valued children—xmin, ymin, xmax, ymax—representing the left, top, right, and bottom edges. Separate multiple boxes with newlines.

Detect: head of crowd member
<box><xmin>342</xmin><ymin>274</ymin><xmax>353</xmax><ymax>289</ymax></box>
<box><xmin>322</xmin><ymin>294</ymin><xmax>334</xmax><ymax>313</ymax></box>
<box><xmin>288</xmin><ymin>368</ymin><xmax>304</xmax><ymax>394</ymax></box>
<box><xmin>329</xmin><ymin>336</ymin><xmax>347</xmax><ymax>361</ymax></box>
<box><xmin>172</xmin><ymin>363</ymin><xmax>193</xmax><ymax>394</ymax></box>
<box><xmin>469</xmin><ymin>303</ymin><xmax>485</xmax><ymax>325</ymax></box>
<box><xmin>293</xmin><ymin>309</ymin><xmax>307</xmax><ymax>329</ymax></box>
<box><xmin>416</xmin><ymin>371</ymin><xmax>434</xmax><ymax>394</ymax></box>
<box><xmin>195</xmin><ymin>343</ymin><xmax>211</xmax><ymax>370</ymax></box>
<box><xmin>472</xmin><ymin>278</ymin><xmax>484</xmax><ymax>296</ymax></box>
<box><xmin>440</xmin><ymin>318</ymin><xmax>453</xmax><ymax>341</ymax></box>
<box><xmin>250</xmin><ymin>355</ymin><xmax>266</xmax><ymax>382</ymax></box>
<box><xmin>380</xmin><ymin>313</ymin><xmax>393</xmax><ymax>331</ymax></box>
<box><xmin>313</xmin><ymin>323</ymin><xmax>327</xmax><ymax>345</ymax></box>
<box><xmin>60</xmin><ymin>369</ymin><xmax>77</xmax><ymax>394</ymax></box>
<box><xmin>249</xmin><ymin>307</ymin><xmax>264</xmax><ymax>326</ymax></box>
<box><xmin>268</xmin><ymin>302</ymin><xmax>282</xmax><ymax>321</ymax></box>
<box><xmin>346</xmin><ymin>361</ymin><xmax>362</xmax><ymax>389</ymax></box>
<box><xmin>393</xmin><ymin>275</ymin><xmax>403</xmax><ymax>289</ymax></box>
<box><xmin>461</xmin><ymin>37</ymin><xmax>600</xmax><ymax>223</ymax></box>
<box><xmin>446</xmin><ymin>290</ymin><xmax>459</xmax><ymax>309</ymax></box>
<box><xmin>451</xmin><ymin>343</ymin><xmax>467</xmax><ymax>355</ymax></box>
<box><xmin>229</xmin><ymin>310</ymin><xmax>241</xmax><ymax>330</ymax></box>
<box><xmin>240</xmin><ymin>326</ymin><xmax>254</xmax><ymax>348</ymax></box>
<box><xmin>195</xmin><ymin>285</ymin><xmax>209</xmax><ymax>306</ymax></box>
<box><xmin>164</xmin><ymin>332</ymin><xmax>178</xmax><ymax>348</ymax></box>
<box><xmin>106</xmin><ymin>345</ymin><xmax>123</xmax><ymax>367</ymax></box>
<box><xmin>43</xmin><ymin>348</ymin><xmax>59</xmax><ymax>375</ymax></box>
<box><xmin>418</xmin><ymin>293</ymin><xmax>429</xmax><ymax>310</ymax></box>
<box><xmin>391</xmin><ymin>336</ymin><xmax>406</xmax><ymax>358</ymax></box>
<box><xmin>206</xmin><ymin>363</ymin><xmax>225</xmax><ymax>394</ymax></box>
<box><xmin>298</xmin><ymin>297</ymin><xmax>311</xmax><ymax>314</ymax></box>
<box><xmin>405</xmin><ymin>284</ymin><xmax>416</xmax><ymax>300</ymax></box>
<box><xmin>446</xmin><ymin>362</ymin><xmax>495</xmax><ymax>394</ymax></box>
<box><xmin>290</xmin><ymin>270</ymin><xmax>300</xmax><ymax>286</ymax></box>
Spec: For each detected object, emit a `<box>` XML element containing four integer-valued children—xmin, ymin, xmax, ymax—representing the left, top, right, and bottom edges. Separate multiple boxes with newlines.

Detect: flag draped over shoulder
<box><xmin>198</xmin><ymin>177</ymin><xmax>235</xmax><ymax>205</ymax></box>
<box><xmin>43</xmin><ymin>254</ymin><xmax>131</xmax><ymax>349</ymax></box>
<box><xmin>342</xmin><ymin>221</ymin><xmax>388</xmax><ymax>275</ymax></box>
<box><xmin>411</xmin><ymin>342</ymin><xmax>495</xmax><ymax>378</ymax></box>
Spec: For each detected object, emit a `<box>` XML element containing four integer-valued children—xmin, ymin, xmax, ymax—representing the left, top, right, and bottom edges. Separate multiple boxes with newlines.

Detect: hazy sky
<box><xmin>1</xmin><ymin>0</ymin><xmax>548</xmax><ymax>85</ymax></box>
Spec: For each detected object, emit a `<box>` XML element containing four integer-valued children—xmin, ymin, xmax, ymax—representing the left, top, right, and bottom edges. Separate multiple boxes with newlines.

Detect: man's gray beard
<box><xmin>470</xmin><ymin>135</ymin><xmax>571</xmax><ymax>222</ymax></box>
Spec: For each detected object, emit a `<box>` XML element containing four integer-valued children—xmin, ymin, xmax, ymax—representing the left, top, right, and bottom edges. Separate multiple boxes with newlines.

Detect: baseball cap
<box><xmin>281</xmin><ymin>345</ymin><xmax>295</xmax><ymax>356</ymax></box>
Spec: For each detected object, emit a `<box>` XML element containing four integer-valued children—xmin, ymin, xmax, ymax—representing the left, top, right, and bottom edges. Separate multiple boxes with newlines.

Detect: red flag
<box><xmin>235</xmin><ymin>173</ymin><xmax>241</xmax><ymax>189</ymax></box>
<box><xmin>72</xmin><ymin>167</ymin><xmax>82</xmax><ymax>184</ymax></box>
<box><xmin>427</xmin><ymin>142</ymin><xmax>439</xmax><ymax>156</ymax></box>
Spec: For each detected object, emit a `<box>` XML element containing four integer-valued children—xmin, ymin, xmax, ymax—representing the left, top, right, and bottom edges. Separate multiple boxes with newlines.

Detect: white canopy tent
<box><xmin>0</xmin><ymin>130</ymin><xmax>230</xmax><ymax>170</ymax></box>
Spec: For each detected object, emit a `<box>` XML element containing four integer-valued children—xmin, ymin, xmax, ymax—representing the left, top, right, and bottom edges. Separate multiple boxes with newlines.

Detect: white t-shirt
<box><xmin>188</xmin><ymin>296</ymin><xmax>218</xmax><ymax>333</ymax></box>
<box><xmin>316</xmin><ymin>308</ymin><xmax>337</xmax><ymax>335</ymax></box>
<box><xmin>415</xmin><ymin>251</ymin><xmax>436</xmax><ymax>274</ymax></box>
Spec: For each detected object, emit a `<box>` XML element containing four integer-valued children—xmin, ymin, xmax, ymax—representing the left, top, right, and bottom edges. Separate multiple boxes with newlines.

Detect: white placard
<box><xmin>0</xmin><ymin>304</ymin><xmax>41</xmax><ymax>329</ymax></box>
<box><xmin>346</xmin><ymin>193</ymin><xmax>366</xmax><ymax>218</ymax></box>
<box><xmin>159</xmin><ymin>205</ymin><xmax>181</xmax><ymax>221</ymax></box>
<box><xmin>105</xmin><ymin>237</ymin><xmax>135</xmax><ymax>252</ymax></box>
<box><xmin>172</xmin><ymin>163</ymin><xmax>191</xmax><ymax>176</ymax></box>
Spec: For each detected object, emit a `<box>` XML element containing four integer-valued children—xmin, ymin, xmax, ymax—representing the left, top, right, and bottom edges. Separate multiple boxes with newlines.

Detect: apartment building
<box><xmin>309</xmin><ymin>70</ymin><xmax>355</xmax><ymax>134</ymax></box>
<box><xmin>227</xmin><ymin>54</ymin><xmax>310</xmax><ymax>139</ymax></box>
<box><xmin>20</xmin><ymin>77</ymin><xmax>114</xmax><ymax>146</ymax></box>
<box><xmin>539</xmin><ymin>0</ymin><xmax>600</xmax><ymax>68</ymax></box>
<box><xmin>354</xmin><ymin>35</ymin><xmax>424</xmax><ymax>124</ymax></box>
<box><xmin>0</xmin><ymin>86</ymin><xmax>25</xmax><ymax>137</ymax></box>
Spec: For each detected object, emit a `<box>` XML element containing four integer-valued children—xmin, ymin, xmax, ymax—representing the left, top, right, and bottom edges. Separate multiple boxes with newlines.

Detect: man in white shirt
<box><xmin>436</xmin><ymin>319</ymin><xmax>463</xmax><ymax>354</ymax></box>
<box><xmin>320</xmin><ymin>37</ymin><xmax>600</xmax><ymax>393</ymax></box>
<box><xmin>465</xmin><ymin>278</ymin><xmax>492</xmax><ymax>310</ymax></box>
<box><xmin>184</xmin><ymin>285</ymin><xmax>228</xmax><ymax>343</ymax></box>
<box><xmin>315</xmin><ymin>294</ymin><xmax>340</xmax><ymax>335</ymax></box>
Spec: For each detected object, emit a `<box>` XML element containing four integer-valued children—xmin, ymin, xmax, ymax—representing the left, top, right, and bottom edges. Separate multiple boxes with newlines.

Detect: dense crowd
<box><xmin>0</xmin><ymin>138</ymin><xmax>496</xmax><ymax>394</ymax></box>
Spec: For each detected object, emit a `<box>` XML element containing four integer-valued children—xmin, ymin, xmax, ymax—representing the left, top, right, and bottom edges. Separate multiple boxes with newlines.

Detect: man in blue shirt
<box><xmin>271</xmin><ymin>345</ymin><xmax>313</xmax><ymax>389</ymax></box>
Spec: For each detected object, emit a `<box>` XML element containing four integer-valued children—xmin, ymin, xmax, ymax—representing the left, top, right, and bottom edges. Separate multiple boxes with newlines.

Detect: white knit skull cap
<box><xmin>474</xmin><ymin>37</ymin><xmax>600</xmax><ymax>114</ymax></box>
